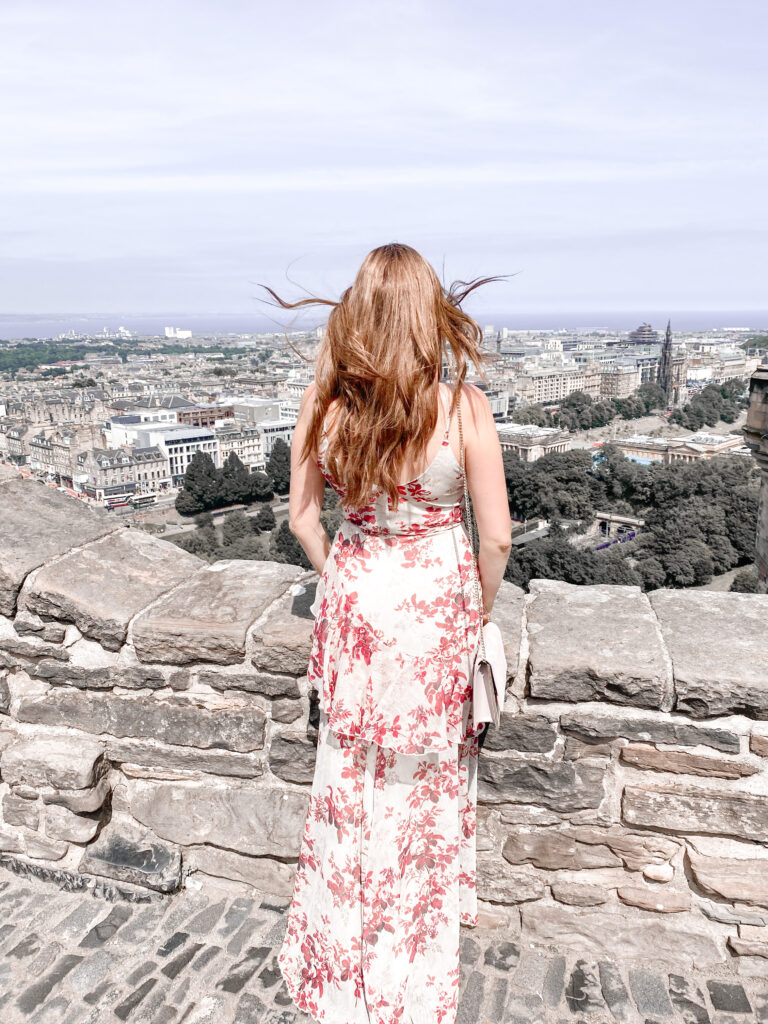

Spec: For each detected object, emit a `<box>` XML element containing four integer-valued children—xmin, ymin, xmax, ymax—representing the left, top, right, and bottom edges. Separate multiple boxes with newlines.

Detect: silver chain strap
<box><xmin>455</xmin><ymin>387</ymin><xmax>487</xmax><ymax>662</ymax></box>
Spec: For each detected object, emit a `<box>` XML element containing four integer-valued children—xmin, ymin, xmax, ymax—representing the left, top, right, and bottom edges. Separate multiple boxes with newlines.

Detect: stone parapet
<box><xmin>1</xmin><ymin>470</ymin><xmax>767</xmax><ymax>966</ymax></box>
<box><xmin>743</xmin><ymin>365</ymin><xmax>768</xmax><ymax>592</ymax></box>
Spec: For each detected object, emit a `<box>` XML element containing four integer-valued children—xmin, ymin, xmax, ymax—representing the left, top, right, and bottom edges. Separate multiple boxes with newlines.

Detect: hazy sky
<box><xmin>1</xmin><ymin>0</ymin><xmax>766</xmax><ymax>321</ymax></box>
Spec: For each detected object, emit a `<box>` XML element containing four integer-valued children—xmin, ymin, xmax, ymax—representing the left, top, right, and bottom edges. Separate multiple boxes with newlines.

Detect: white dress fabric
<box><xmin>278</xmin><ymin>383</ymin><xmax>484</xmax><ymax>1024</ymax></box>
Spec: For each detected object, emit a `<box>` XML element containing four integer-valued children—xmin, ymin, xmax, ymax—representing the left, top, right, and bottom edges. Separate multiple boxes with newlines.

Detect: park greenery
<box><xmin>0</xmin><ymin>339</ymin><xmax>234</xmax><ymax>376</ymax></box>
<box><xmin>502</xmin><ymin>442</ymin><xmax>759</xmax><ymax>592</ymax></box>
<box><xmin>510</xmin><ymin>382</ymin><xmax>667</xmax><ymax>430</ymax></box>
<box><xmin>668</xmin><ymin>378</ymin><xmax>748</xmax><ymax>430</ymax></box>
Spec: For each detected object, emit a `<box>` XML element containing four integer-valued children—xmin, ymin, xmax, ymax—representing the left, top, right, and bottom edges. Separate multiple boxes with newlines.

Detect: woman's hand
<box><xmin>482</xmin><ymin>609</ymin><xmax>492</xmax><ymax>625</ymax></box>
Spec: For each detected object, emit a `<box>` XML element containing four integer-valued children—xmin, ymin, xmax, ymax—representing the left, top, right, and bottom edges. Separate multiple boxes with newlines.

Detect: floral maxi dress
<box><xmin>278</xmin><ymin>383</ymin><xmax>484</xmax><ymax>1024</ymax></box>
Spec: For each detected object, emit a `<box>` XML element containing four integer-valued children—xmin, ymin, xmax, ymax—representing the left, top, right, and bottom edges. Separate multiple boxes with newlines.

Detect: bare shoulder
<box><xmin>457</xmin><ymin>382</ymin><xmax>492</xmax><ymax>426</ymax></box>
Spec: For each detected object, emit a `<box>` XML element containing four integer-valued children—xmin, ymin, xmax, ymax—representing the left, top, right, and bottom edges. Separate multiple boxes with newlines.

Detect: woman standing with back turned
<box><xmin>272</xmin><ymin>243</ymin><xmax>512</xmax><ymax>1024</ymax></box>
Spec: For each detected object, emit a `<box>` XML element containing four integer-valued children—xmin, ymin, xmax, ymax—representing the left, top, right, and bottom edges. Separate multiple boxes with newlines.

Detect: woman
<box><xmin>272</xmin><ymin>243</ymin><xmax>512</xmax><ymax>1024</ymax></box>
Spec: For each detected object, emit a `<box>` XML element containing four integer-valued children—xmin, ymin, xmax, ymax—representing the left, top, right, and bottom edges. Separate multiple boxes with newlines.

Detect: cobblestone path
<box><xmin>0</xmin><ymin>865</ymin><xmax>765</xmax><ymax>1024</ymax></box>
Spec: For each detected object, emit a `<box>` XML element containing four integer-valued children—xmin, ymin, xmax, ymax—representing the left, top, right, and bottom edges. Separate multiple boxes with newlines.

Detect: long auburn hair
<box><xmin>260</xmin><ymin>243</ymin><xmax>508</xmax><ymax>510</ymax></box>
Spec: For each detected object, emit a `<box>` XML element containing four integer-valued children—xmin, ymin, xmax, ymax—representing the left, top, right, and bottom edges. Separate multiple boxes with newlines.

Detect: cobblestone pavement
<box><xmin>0</xmin><ymin>864</ymin><xmax>765</xmax><ymax>1024</ymax></box>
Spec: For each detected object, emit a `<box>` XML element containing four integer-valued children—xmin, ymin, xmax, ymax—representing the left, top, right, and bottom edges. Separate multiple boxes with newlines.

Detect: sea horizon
<box><xmin>1</xmin><ymin>310</ymin><xmax>766</xmax><ymax>341</ymax></box>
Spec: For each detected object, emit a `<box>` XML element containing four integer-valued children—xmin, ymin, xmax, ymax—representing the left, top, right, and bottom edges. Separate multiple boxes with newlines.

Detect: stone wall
<box><xmin>1</xmin><ymin>451</ymin><xmax>768</xmax><ymax>968</ymax></box>
<box><xmin>744</xmin><ymin>365</ymin><xmax>768</xmax><ymax>593</ymax></box>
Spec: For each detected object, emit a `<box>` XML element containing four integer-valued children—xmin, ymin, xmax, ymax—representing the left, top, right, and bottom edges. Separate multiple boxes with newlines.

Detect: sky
<box><xmin>1</xmin><ymin>0</ymin><xmax>766</xmax><ymax>326</ymax></box>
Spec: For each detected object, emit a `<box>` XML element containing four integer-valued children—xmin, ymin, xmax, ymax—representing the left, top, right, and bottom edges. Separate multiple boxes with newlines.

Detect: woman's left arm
<box><xmin>288</xmin><ymin>382</ymin><xmax>331</xmax><ymax>575</ymax></box>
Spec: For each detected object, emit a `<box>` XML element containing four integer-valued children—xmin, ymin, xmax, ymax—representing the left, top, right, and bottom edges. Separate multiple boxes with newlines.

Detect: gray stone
<box><xmin>27</xmin><ymin>530</ymin><xmax>202</xmax><ymax>651</ymax></box>
<box><xmin>271</xmin><ymin>698</ymin><xmax>304</xmax><ymax>724</ymax></box>
<box><xmin>559</xmin><ymin>707</ymin><xmax>741</xmax><ymax>753</ymax></box>
<box><xmin>456</xmin><ymin>970</ymin><xmax>485</xmax><ymax>1023</ymax></box>
<box><xmin>78</xmin><ymin>820</ymin><xmax>182</xmax><ymax>893</ymax></box>
<box><xmin>649</xmin><ymin>589</ymin><xmax>768</xmax><ymax>719</ymax></box>
<box><xmin>542</xmin><ymin>955</ymin><xmax>567</xmax><ymax>1008</ymax></box>
<box><xmin>708</xmin><ymin>978</ymin><xmax>753</xmax><ymax>1011</ymax></box>
<box><xmin>250</xmin><ymin>592</ymin><xmax>316</xmax><ymax>677</ymax></box>
<box><xmin>597</xmin><ymin>960</ymin><xmax>633</xmax><ymax>1022</ymax></box>
<box><xmin>40</xmin><ymin>775</ymin><xmax>111</xmax><ymax>814</ymax></box>
<box><xmin>132</xmin><ymin>560</ymin><xmax>303</xmax><ymax>664</ymax></box>
<box><xmin>520</xmin><ymin>904</ymin><xmax>722</xmax><ymax>965</ymax></box>
<box><xmin>483</xmin><ymin>712</ymin><xmax>557</xmax><ymax>754</ymax></box>
<box><xmin>106</xmin><ymin>737</ymin><xmax>264</xmax><ymax>778</ymax></box>
<box><xmin>478</xmin><ymin>755</ymin><xmax>605</xmax><ymax>811</ymax></box>
<box><xmin>564</xmin><ymin>959</ymin><xmax>607</xmax><ymax>1016</ymax></box>
<box><xmin>3</xmin><ymin>791</ymin><xmax>40</xmax><ymax>829</ymax></box>
<box><xmin>526</xmin><ymin>580</ymin><xmax>672</xmax><ymax>709</ymax></box>
<box><xmin>17</xmin><ymin>690</ymin><xmax>267</xmax><ymax>752</ymax></box>
<box><xmin>32</xmin><ymin>659</ymin><xmax>166</xmax><ymax>690</ymax></box>
<box><xmin>269</xmin><ymin>734</ymin><xmax>317</xmax><ymax>785</ymax></box>
<box><xmin>0</xmin><ymin>635</ymin><xmax>70</xmax><ymax>662</ymax></box>
<box><xmin>667</xmin><ymin>973</ymin><xmax>712</xmax><ymax>1024</ymax></box>
<box><xmin>0</xmin><ymin>672</ymin><xmax>8</xmax><ymax>714</ymax></box>
<box><xmin>45</xmin><ymin>804</ymin><xmax>100</xmax><ymax>843</ymax></box>
<box><xmin>0</xmin><ymin>480</ymin><xmax>116</xmax><ymax>616</ymax></box>
<box><xmin>628</xmin><ymin>967</ymin><xmax>674</xmax><ymax>1016</ymax></box>
<box><xmin>488</xmin><ymin>580</ymin><xmax>526</xmax><ymax>683</ymax></box>
<box><xmin>0</xmin><ymin>823</ymin><xmax>24</xmax><ymax>852</ymax></box>
<box><xmin>129</xmin><ymin>778</ymin><xmax>310</xmax><ymax>857</ymax></box>
<box><xmin>1</xmin><ymin>736</ymin><xmax>106</xmax><ymax>789</ymax></box>
<box><xmin>476</xmin><ymin>857</ymin><xmax>546</xmax><ymax>905</ymax></box>
<box><xmin>25</xmin><ymin>833</ymin><xmax>69</xmax><ymax>860</ymax></box>
<box><xmin>623</xmin><ymin>783</ymin><xmax>768</xmax><ymax>843</ymax></box>
<box><xmin>198</xmin><ymin>669</ymin><xmax>301</xmax><ymax>699</ymax></box>
<box><xmin>13</xmin><ymin>616</ymin><xmax>66</xmax><ymax>644</ymax></box>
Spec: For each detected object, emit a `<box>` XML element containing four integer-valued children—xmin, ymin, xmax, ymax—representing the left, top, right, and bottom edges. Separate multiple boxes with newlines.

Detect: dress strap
<box><xmin>439</xmin><ymin>382</ymin><xmax>454</xmax><ymax>438</ymax></box>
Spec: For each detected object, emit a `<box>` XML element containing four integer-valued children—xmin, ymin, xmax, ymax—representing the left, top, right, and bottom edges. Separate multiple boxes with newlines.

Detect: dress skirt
<box><xmin>278</xmin><ymin>708</ymin><xmax>480</xmax><ymax>1024</ymax></box>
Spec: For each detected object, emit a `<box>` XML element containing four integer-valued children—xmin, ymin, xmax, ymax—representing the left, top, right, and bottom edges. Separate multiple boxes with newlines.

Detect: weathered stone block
<box><xmin>25</xmin><ymin>833</ymin><xmax>68</xmax><ymax>860</ymax></box>
<box><xmin>13</xmin><ymin>615</ymin><xmax>66</xmax><ymax>644</ymax></box>
<box><xmin>40</xmin><ymin>775</ymin><xmax>111</xmax><ymax>814</ymax></box>
<box><xmin>105</xmin><ymin>737</ymin><xmax>264</xmax><ymax>779</ymax></box>
<box><xmin>478</xmin><ymin>755</ymin><xmax>605</xmax><ymax>811</ymax></box>
<box><xmin>476</xmin><ymin>856</ymin><xmax>546</xmax><ymax>904</ymax></box>
<box><xmin>16</xmin><ymin>690</ymin><xmax>267</xmax><ymax>752</ymax></box>
<box><xmin>617</xmin><ymin>885</ymin><xmax>691</xmax><ymax>913</ymax></box>
<box><xmin>250</xmin><ymin>589</ymin><xmax>315</xmax><ymax>677</ymax></box>
<box><xmin>686</xmin><ymin>838</ymin><xmax>768</xmax><ymax>908</ymax></box>
<box><xmin>490</xmin><ymin>579</ymin><xmax>527</xmax><ymax>681</ymax></box>
<box><xmin>559</xmin><ymin>707</ymin><xmax>741</xmax><ymax>753</ymax></box>
<box><xmin>269</xmin><ymin>733</ymin><xmax>317</xmax><ymax>785</ymax></box>
<box><xmin>550</xmin><ymin>882</ymin><xmax>608</xmax><ymax>906</ymax></box>
<box><xmin>619</xmin><ymin>741</ymin><xmax>757</xmax><ymax>779</ymax></box>
<box><xmin>0</xmin><ymin>823</ymin><xmax>23</xmax><ymax>852</ymax></box>
<box><xmin>622</xmin><ymin>783</ymin><xmax>768</xmax><ymax>843</ymax></box>
<box><xmin>502</xmin><ymin>829</ymin><xmax>622</xmax><ymax>870</ymax></box>
<box><xmin>0</xmin><ymin>480</ymin><xmax>116</xmax><ymax>616</ymax></box>
<box><xmin>526</xmin><ymin>580</ymin><xmax>672</xmax><ymax>708</ymax></box>
<box><xmin>78</xmin><ymin>819</ymin><xmax>182</xmax><ymax>893</ymax></box>
<box><xmin>185</xmin><ymin>845</ymin><xmax>296</xmax><ymax>896</ymax></box>
<box><xmin>128</xmin><ymin>778</ymin><xmax>310</xmax><ymax>857</ymax></box>
<box><xmin>482</xmin><ymin>712</ymin><xmax>557</xmax><ymax>754</ymax></box>
<box><xmin>0</xmin><ymin>636</ymin><xmax>69</xmax><ymax>662</ymax></box>
<box><xmin>45</xmin><ymin>803</ymin><xmax>100</xmax><ymax>843</ymax></box>
<box><xmin>520</xmin><ymin>904</ymin><xmax>722</xmax><ymax>964</ymax></box>
<box><xmin>649</xmin><ymin>589</ymin><xmax>768</xmax><ymax>718</ymax></box>
<box><xmin>1</xmin><ymin>736</ymin><xmax>106</xmax><ymax>790</ymax></box>
<box><xmin>32</xmin><ymin>659</ymin><xmax>166</xmax><ymax>690</ymax></box>
<box><xmin>0</xmin><ymin>672</ymin><xmax>8</xmax><ymax>714</ymax></box>
<box><xmin>567</xmin><ymin>826</ymin><xmax>679</xmax><ymax>873</ymax></box>
<box><xmin>27</xmin><ymin>530</ymin><xmax>202</xmax><ymax>651</ymax></box>
<box><xmin>132</xmin><ymin>561</ymin><xmax>304</xmax><ymax>664</ymax></box>
<box><xmin>197</xmin><ymin>668</ymin><xmax>300</xmax><ymax>699</ymax></box>
<box><xmin>271</xmin><ymin>698</ymin><xmax>304</xmax><ymax>724</ymax></box>
<box><xmin>2</xmin><ymin>792</ymin><xmax>40</xmax><ymax>829</ymax></box>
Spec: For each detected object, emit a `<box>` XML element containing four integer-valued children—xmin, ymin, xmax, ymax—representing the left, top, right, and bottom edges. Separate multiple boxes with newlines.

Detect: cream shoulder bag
<box><xmin>455</xmin><ymin>389</ymin><xmax>507</xmax><ymax>728</ymax></box>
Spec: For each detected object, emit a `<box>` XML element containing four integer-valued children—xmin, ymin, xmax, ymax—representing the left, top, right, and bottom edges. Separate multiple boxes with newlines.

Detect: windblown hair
<box><xmin>260</xmin><ymin>243</ymin><xmax>508</xmax><ymax>510</ymax></box>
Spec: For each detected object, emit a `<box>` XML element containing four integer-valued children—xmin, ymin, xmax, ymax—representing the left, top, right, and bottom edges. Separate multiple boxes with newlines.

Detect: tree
<box><xmin>218</xmin><ymin>452</ymin><xmax>251</xmax><ymax>505</ymax></box>
<box><xmin>254</xmin><ymin>504</ymin><xmax>276</xmax><ymax>532</ymax></box>
<box><xmin>248</xmin><ymin>471</ymin><xmax>274</xmax><ymax>503</ymax></box>
<box><xmin>221</xmin><ymin>510</ymin><xmax>252</xmax><ymax>546</ymax></box>
<box><xmin>730</xmin><ymin>566</ymin><xmax>759</xmax><ymax>593</ymax></box>
<box><xmin>266</xmin><ymin>439</ymin><xmax>291</xmax><ymax>494</ymax></box>
<box><xmin>269</xmin><ymin>520</ymin><xmax>311</xmax><ymax>568</ymax></box>
<box><xmin>175</xmin><ymin>451</ymin><xmax>219</xmax><ymax>516</ymax></box>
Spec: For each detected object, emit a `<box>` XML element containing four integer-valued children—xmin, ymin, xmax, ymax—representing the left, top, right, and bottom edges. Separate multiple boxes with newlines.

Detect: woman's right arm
<box><xmin>461</xmin><ymin>383</ymin><xmax>513</xmax><ymax>621</ymax></box>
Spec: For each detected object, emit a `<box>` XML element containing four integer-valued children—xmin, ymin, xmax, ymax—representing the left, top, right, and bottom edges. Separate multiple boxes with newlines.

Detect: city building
<box><xmin>613</xmin><ymin>432</ymin><xmax>748</xmax><ymax>465</ymax></box>
<box><xmin>496</xmin><ymin>423</ymin><xmax>571</xmax><ymax>462</ymax></box>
